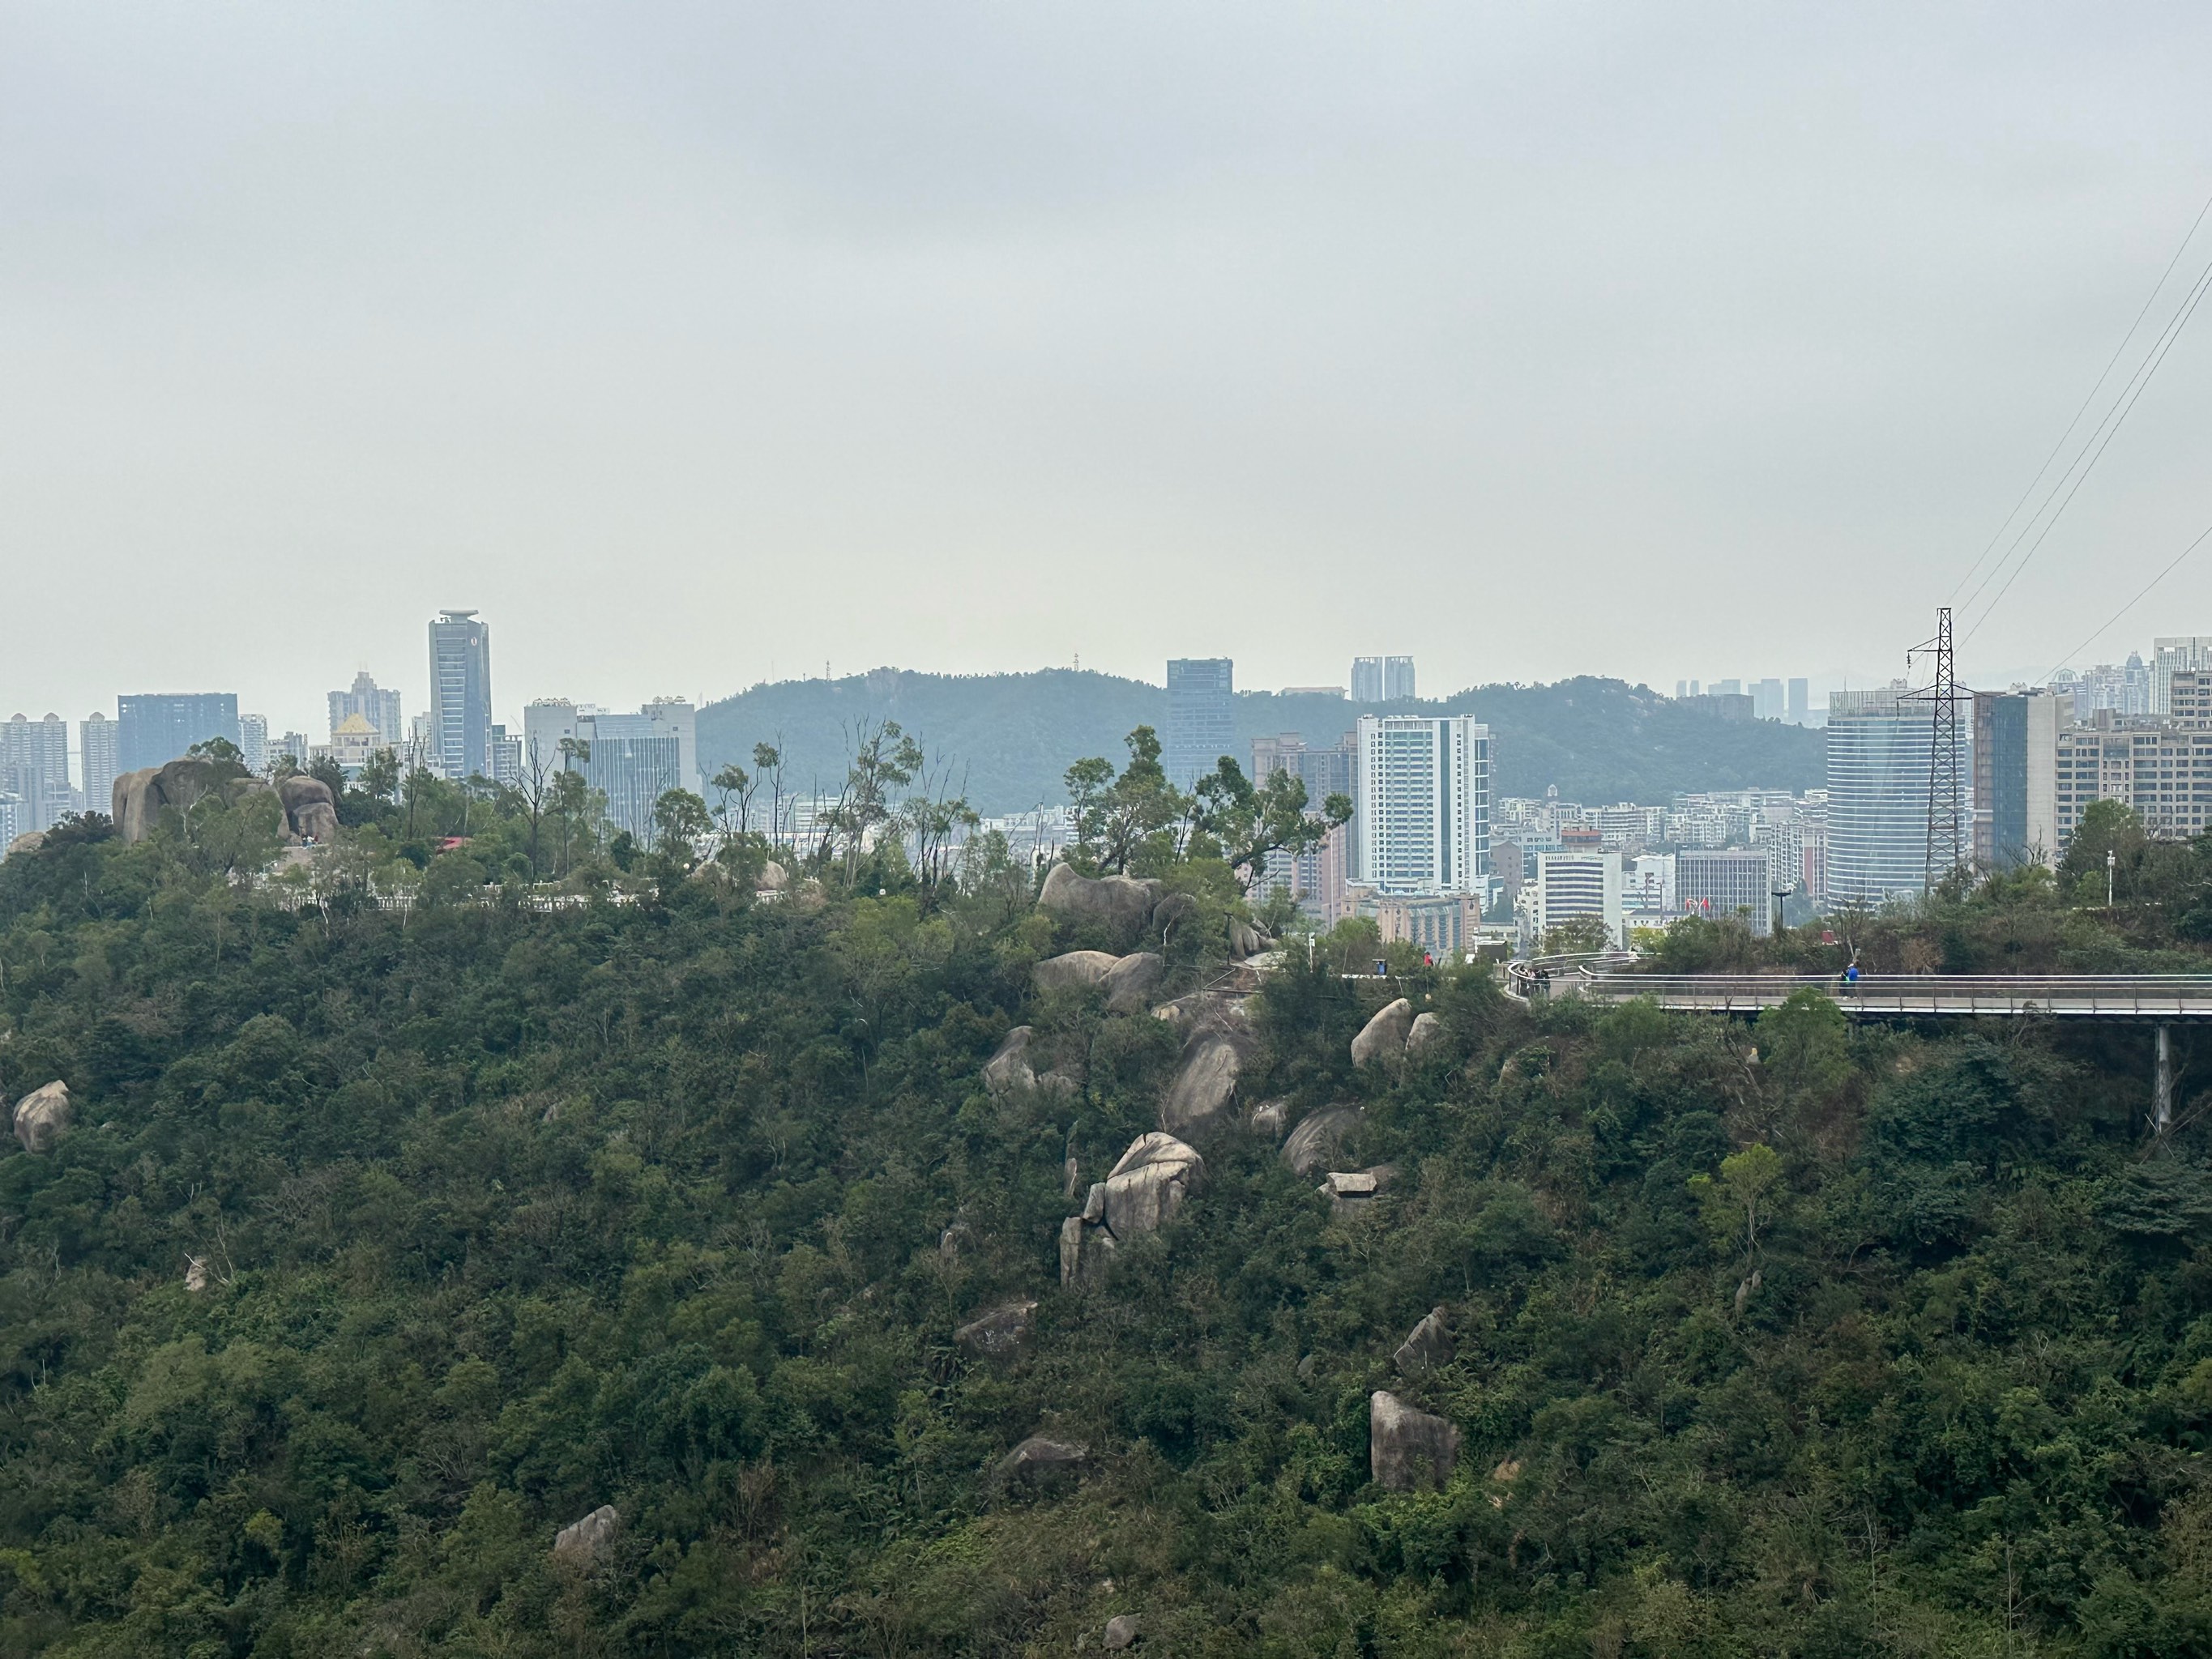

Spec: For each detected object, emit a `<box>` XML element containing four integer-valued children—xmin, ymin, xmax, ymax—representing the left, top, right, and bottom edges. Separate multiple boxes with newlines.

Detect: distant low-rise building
<box><xmin>1532</xmin><ymin>850</ymin><xmax>1622</xmax><ymax>948</ymax></box>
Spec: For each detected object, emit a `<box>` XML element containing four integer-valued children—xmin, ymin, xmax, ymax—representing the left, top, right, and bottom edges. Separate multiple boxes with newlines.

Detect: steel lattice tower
<box><xmin>1924</xmin><ymin>605</ymin><xmax>1965</xmax><ymax>886</ymax></box>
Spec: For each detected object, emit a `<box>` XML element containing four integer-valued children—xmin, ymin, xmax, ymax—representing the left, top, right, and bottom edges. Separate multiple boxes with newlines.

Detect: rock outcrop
<box><xmin>1102</xmin><ymin>951</ymin><xmax>1165</xmax><ymax>1013</ymax></box>
<box><xmin>1032</xmin><ymin>950</ymin><xmax>1121</xmax><ymax>994</ymax></box>
<box><xmin>1318</xmin><ymin>1165</ymin><xmax>1398</xmax><ymax>1220</ymax></box>
<box><xmin>5</xmin><ymin>831</ymin><xmax>45</xmax><ymax>859</ymax></box>
<box><xmin>1394</xmin><ymin>1307</ymin><xmax>1453</xmax><ymax>1375</ymax></box>
<box><xmin>1038</xmin><ymin>864</ymin><xmax>1162</xmax><ymax>940</ymax></box>
<box><xmin>1060</xmin><ymin>1132</ymin><xmax>1204</xmax><ymax>1286</ymax></box>
<box><xmin>184</xmin><ymin>1256</ymin><xmax>209</xmax><ymax>1294</ymax></box>
<box><xmin>11</xmin><ymin>1080</ymin><xmax>71</xmax><ymax>1154</ymax></box>
<box><xmin>275</xmin><ymin>774</ymin><xmax>339</xmax><ymax>842</ymax></box>
<box><xmin>553</xmin><ymin>1504</ymin><xmax>620</xmax><ymax>1567</ymax></box>
<box><xmin>995</xmin><ymin>1435</ymin><xmax>1087</xmax><ymax>1491</ymax></box>
<box><xmin>983</xmin><ymin>1026</ymin><xmax>1039</xmax><ymax>1094</ymax></box>
<box><xmin>1151</xmin><ymin>990</ymin><xmax>1251</xmax><ymax>1031</ymax></box>
<box><xmin>1405</xmin><ymin>1011</ymin><xmax>1446</xmax><ymax>1059</ymax></box>
<box><xmin>1247</xmin><ymin>1098</ymin><xmax>1290</xmax><ymax>1141</ymax></box>
<box><xmin>1351</xmin><ymin>998</ymin><xmax>1415</xmax><ymax>1067</ymax></box>
<box><xmin>954</xmin><ymin>1300</ymin><xmax>1038</xmax><ymax>1361</ymax></box>
<box><xmin>1158</xmin><ymin>1030</ymin><xmax>1252</xmax><ymax>1142</ymax></box>
<box><xmin>1228</xmin><ymin>917</ymin><xmax>1265</xmax><ymax>958</ymax></box>
<box><xmin>1281</xmin><ymin>1105</ymin><xmax>1359</xmax><ymax>1177</ymax></box>
<box><xmin>1104</xmin><ymin>1614</ymin><xmax>1144</xmax><ymax>1650</ymax></box>
<box><xmin>1370</xmin><ymin>1391</ymin><xmax>1460</xmax><ymax>1491</ymax></box>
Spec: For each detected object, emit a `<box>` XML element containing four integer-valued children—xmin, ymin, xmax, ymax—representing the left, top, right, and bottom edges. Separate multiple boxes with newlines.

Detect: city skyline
<box><xmin>11</xmin><ymin>11</ymin><xmax>2212</xmax><ymax>737</ymax></box>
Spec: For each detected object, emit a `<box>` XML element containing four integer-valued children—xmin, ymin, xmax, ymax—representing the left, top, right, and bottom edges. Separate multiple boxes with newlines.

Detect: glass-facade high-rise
<box><xmin>1351</xmin><ymin>656</ymin><xmax>1416</xmax><ymax>703</ymax></box>
<box><xmin>1354</xmin><ymin>714</ymin><xmax>1491</xmax><ymax>895</ymax></box>
<box><xmin>117</xmin><ymin>693</ymin><xmax>241</xmax><ymax>774</ymax></box>
<box><xmin>521</xmin><ymin>698</ymin><xmax>697</xmax><ymax>842</ymax></box>
<box><xmin>427</xmin><ymin>610</ymin><xmax>493</xmax><ymax>781</ymax></box>
<box><xmin>1825</xmin><ymin>682</ymin><xmax>1968</xmax><ymax>907</ymax></box>
<box><xmin>1165</xmin><ymin>658</ymin><xmax>1236</xmax><ymax>791</ymax></box>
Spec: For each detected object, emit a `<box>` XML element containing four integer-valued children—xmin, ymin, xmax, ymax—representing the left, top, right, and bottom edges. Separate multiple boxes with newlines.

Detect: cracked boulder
<box><xmin>1060</xmin><ymin>1132</ymin><xmax>1205</xmax><ymax>1285</ymax></box>
<box><xmin>1352</xmin><ymin>998</ymin><xmax>1415</xmax><ymax>1067</ymax></box>
<box><xmin>1370</xmin><ymin>1391</ymin><xmax>1460</xmax><ymax>1491</ymax></box>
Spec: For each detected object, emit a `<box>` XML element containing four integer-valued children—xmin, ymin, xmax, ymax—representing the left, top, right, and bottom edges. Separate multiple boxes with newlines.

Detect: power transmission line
<box><xmin>2041</xmin><ymin>517</ymin><xmax>2212</xmax><ymax>684</ymax></box>
<box><xmin>1961</xmin><ymin>256</ymin><xmax>2212</xmax><ymax>642</ymax></box>
<box><xmin>1949</xmin><ymin>189</ymin><xmax>2212</xmax><ymax>605</ymax></box>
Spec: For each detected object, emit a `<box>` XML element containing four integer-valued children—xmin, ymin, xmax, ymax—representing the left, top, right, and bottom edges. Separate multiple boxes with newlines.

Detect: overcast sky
<box><xmin>6</xmin><ymin>2</ymin><xmax>2212</xmax><ymax>737</ymax></box>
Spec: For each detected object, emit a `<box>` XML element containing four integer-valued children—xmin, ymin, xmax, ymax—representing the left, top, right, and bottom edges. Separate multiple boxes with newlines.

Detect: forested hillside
<box><xmin>2</xmin><ymin>761</ymin><xmax>2212</xmax><ymax>1655</ymax></box>
<box><xmin>695</xmin><ymin>670</ymin><xmax>1821</xmax><ymax>813</ymax></box>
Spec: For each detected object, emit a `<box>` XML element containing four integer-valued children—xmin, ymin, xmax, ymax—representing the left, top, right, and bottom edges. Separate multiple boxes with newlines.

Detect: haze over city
<box><xmin>9</xmin><ymin>3</ymin><xmax>2212</xmax><ymax>734</ymax></box>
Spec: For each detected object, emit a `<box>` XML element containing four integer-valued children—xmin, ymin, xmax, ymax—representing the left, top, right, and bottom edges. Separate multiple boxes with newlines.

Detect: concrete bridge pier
<box><xmin>2157</xmin><ymin>1025</ymin><xmax>2176</xmax><ymax>1137</ymax></box>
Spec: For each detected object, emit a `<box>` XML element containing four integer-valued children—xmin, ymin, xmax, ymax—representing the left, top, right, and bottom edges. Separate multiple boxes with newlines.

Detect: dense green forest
<box><xmin>4</xmin><ymin>749</ymin><xmax>2212</xmax><ymax>1655</ymax></box>
<box><xmin>694</xmin><ymin>671</ymin><xmax>1822</xmax><ymax>813</ymax></box>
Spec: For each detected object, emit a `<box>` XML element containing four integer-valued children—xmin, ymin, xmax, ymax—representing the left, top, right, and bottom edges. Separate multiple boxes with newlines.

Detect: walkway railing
<box><xmin>1574</xmin><ymin>972</ymin><xmax>2212</xmax><ymax>1019</ymax></box>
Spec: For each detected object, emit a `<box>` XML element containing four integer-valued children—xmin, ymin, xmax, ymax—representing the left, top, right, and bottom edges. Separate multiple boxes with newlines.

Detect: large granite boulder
<box><xmin>1247</xmin><ymin>1097</ymin><xmax>1290</xmax><ymax>1142</ymax></box>
<box><xmin>553</xmin><ymin>1503</ymin><xmax>619</xmax><ymax>1567</ymax></box>
<box><xmin>983</xmin><ymin>1026</ymin><xmax>1039</xmax><ymax>1094</ymax></box>
<box><xmin>1151</xmin><ymin>990</ymin><xmax>1252</xmax><ymax>1031</ymax></box>
<box><xmin>275</xmin><ymin>774</ymin><xmax>339</xmax><ymax>843</ymax></box>
<box><xmin>1228</xmin><ymin>917</ymin><xmax>1264</xmax><ymax>958</ymax></box>
<box><xmin>1370</xmin><ymin>1391</ymin><xmax>1460</xmax><ymax>1491</ymax></box>
<box><xmin>996</xmin><ymin>1435</ymin><xmax>1087</xmax><ymax>1491</ymax></box>
<box><xmin>1103</xmin><ymin>951</ymin><xmax>1166</xmax><ymax>1013</ymax></box>
<box><xmin>1281</xmin><ymin>1105</ymin><xmax>1360</xmax><ymax>1177</ymax></box>
<box><xmin>1039</xmin><ymin>864</ymin><xmax>1163</xmax><ymax>939</ymax></box>
<box><xmin>1104</xmin><ymin>1614</ymin><xmax>1144</xmax><ymax>1650</ymax></box>
<box><xmin>5</xmin><ymin>831</ymin><xmax>45</xmax><ymax>859</ymax></box>
<box><xmin>1394</xmin><ymin>1307</ymin><xmax>1454</xmax><ymax>1376</ymax></box>
<box><xmin>1352</xmin><ymin>998</ymin><xmax>1416</xmax><ymax>1067</ymax></box>
<box><xmin>1033</xmin><ymin>950</ymin><xmax>1121</xmax><ymax>994</ymax></box>
<box><xmin>1159</xmin><ymin>1030</ymin><xmax>1252</xmax><ymax>1142</ymax></box>
<box><xmin>1060</xmin><ymin>1132</ymin><xmax>1204</xmax><ymax>1285</ymax></box>
<box><xmin>11</xmin><ymin>1080</ymin><xmax>71</xmax><ymax>1154</ymax></box>
<box><xmin>954</xmin><ymin>1300</ymin><xmax>1038</xmax><ymax>1361</ymax></box>
<box><xmin>113</xmin><ymin>759</ymin><xmax>272</xmax><ymax>845</ymax></box>
<box><xmin>1405</xmin><ymin>1011</ymin><xmax>1447</xmax><ymax>1059</ymax></box>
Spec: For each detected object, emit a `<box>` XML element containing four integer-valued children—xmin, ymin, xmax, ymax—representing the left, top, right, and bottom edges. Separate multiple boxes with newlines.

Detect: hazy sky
<box><xmin>6</xmin><ymin>2</ymin><xmax>2212</xmax><ymax>738</ymax></box>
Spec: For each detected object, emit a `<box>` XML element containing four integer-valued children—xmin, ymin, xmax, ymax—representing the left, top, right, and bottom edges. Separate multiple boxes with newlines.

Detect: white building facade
<box><xmin>1354</xmin><ymin>714</ymin><xmax>1491</xmax><ymax>896</ymax></box>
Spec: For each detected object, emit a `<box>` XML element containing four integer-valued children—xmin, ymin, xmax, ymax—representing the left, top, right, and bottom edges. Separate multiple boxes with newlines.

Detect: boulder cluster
<box><xmin>109</xmin><ymin>759</ymin><xmax>339</xmax><ymax>847</ymax></box>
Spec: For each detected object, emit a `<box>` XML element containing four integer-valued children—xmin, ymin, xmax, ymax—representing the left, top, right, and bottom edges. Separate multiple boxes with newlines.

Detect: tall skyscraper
<box><xmin>330</xmin><ymin>670</ymin><xmax>406</xmax><ymax>750</ymax></box>
<box><xmin>1825</xmin><ymin>683</ymin><xmax>1965</xmax><ymax>906</ymax></box>
<box><xmin>1353</xmin><ymin>714</ymin><xmax>1491</xmax><ymax>894</ymax></box>
<box><xmin>1165</xmin><ymin>658</ymin><xmax>1236</xmax><ymax>790</ymax></box>
<box><xmin>239</xmin><ymin>714</ymin><xmax>269</xmax><ymax>774</ymax></box>
<box><xmin>1</xmin><ymin>714</ymin><xmax>72</xmax><ymax>831</ymax></box>
<box><xmin>1753</xmin><ymin>678</ymin><xmax>1785</xmax><ymax>721</ymax></box>
<box><xmin>79</xmin><ymin>713</ymin><xmax>117</xmax><ymax>819</ymax></box>
<box><xmin>1351</xmin><ymin>656</ymin><xmax>1416</xmax><ymax>702</ymax></box>
<box><xmin>427</xmin><ymin>610</ymin><xmax>493</xmax><ymax>781</ymax></box>
<box><xmin>2154</xmin><ymin>638</ymin><xmax>2212</xmax><ymax>715</ymax></box>
<box><xmin>1971</xmin><ymin>689</ymin><xmax>2060</xmax><ymax>871</ymax></box>
<box><xmin>1787</xmin><ymin>678</ymin><xmax>1811</xmax><ymax>724</ymax></box>
<box><xmin>117</xmin><ymin>693</ymin><xmax>241</xmax><ymax>774</ymax></box>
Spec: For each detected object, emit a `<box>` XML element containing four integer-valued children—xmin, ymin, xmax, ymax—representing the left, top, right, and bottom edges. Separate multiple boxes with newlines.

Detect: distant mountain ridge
<box><xmin>695</xmin><ymin>668</ymin><xmax>1822</xmax><ymax>817</ymax></box>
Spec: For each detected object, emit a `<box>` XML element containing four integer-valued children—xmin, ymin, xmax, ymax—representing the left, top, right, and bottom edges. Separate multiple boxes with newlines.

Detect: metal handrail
<box><xmin>1574</xmin><ymin>971</ymin><xmax>2212</xmax><ymax>1016</ymax></box>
